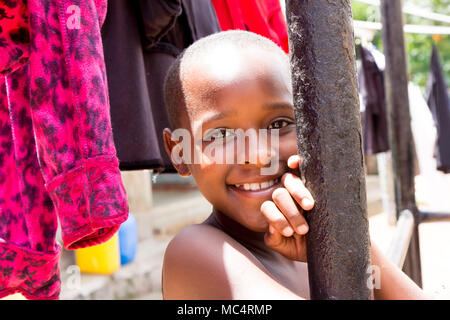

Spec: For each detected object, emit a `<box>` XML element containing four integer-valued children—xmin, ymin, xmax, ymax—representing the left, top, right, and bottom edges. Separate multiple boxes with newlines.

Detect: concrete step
<box><xmin>151</xmin><ymin>193</ymin><xmax>212</xmax><ymax>237</ymax></box>
<box><xmin>133</xmin><ymin>291</ymin><xmax>163</xmax><ymax>300</ymax></box>
<box><xmin>60</xmin><ymin>237</ymin><xmax>169</xmax><ymax>300</ymax></box>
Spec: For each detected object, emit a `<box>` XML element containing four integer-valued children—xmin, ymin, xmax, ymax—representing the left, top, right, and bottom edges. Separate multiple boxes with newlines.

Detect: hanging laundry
<box><xmin>367</xmin><ymin>42</ymin><xmax>386</xmax><ymax>71</ymax></box>
<box><xmin>0</xmin><ymin>0</ymin><xmax>129</xmax><ymax>299</ymax></box>
<box><xmin>409</xmin><ymin>82</ymin><xmax>443</xmax><ymax>207</ymax></box>
<box><xmin>0</xmin><ymin>0</ymin><xmax>28</xmax><ymax>75</ymax></box>
<box><xmin>410</xmin><ymin>81</ymin><xmax>450</xmax><ymax>210</ymax></box>
<box><xmin>145</xmin><ymin>0</ymin><xmax>221</xmax><ymax>173</ymax></box>
<box><xmin>102</xmin><ymin>0</ymin><xmax>182</xmax><ymax>171</ymax></box>
<box><xmin>0</xmin><ymin>65</ymin><xmax>61</xmax><ymax>300</ymax></box>
<box><xmin>103</xmin><ymin>0</ymin><xmax>221</xmax><ymax>173</ymax></box>
<box><xmin>358</xmin><ymin>45</ymin><xmax>390</xmax><ymax>155</ymax></box>
<box><xmin>211</xmin><ymin>0</ymin><xmax>289</xmax><ymax>53</ymax></box>
<box><xmin>426</xmin><ymin>44</ymin><xmax>450</xmax><ymax>174</ymax></box>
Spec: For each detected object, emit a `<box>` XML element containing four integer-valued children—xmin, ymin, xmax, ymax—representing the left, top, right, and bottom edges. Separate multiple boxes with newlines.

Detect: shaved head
<box><xmin>163</xmin><ymin>30</ymin><xmax>291</xmax><ymax>130</ymax></box>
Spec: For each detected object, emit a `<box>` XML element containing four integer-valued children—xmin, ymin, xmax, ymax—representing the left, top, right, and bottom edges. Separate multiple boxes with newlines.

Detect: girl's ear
<box><xmin>163</xmin><ymin>128</ymin><xmax>191</xmax><ymax>177</ymax></box>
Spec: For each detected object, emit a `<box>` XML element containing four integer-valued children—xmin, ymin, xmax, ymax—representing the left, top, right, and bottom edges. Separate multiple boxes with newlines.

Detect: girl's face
<box><xmin>166</xmin><ymin>48</ymin><xmax>298</xmax><ymax>232</ymax></box>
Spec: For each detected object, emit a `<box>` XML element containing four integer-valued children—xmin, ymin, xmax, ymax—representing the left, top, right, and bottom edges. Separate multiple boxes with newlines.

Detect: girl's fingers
<box><xmin>271</xmin><ymin>188</ymin><xmax>309</xmax><ymax>235</ymax></box>
<box><xmin>260</xmin><ymin>200</ymin><xmax>294</xmax><ymax>237</ymax></box>
<box><xmin>281</xmin><ymin>172</ymin><xmax>315</xmax><ymax>211</ymax></box>
<box><xmin>264</xmin><ymin>224</ymin><xmax>283</xmax><ymax>248</ymax></box>
<box><xmin>287</xmin><ymin>155</ymin><xmax>302</xmax><ymax>169</ymax></box>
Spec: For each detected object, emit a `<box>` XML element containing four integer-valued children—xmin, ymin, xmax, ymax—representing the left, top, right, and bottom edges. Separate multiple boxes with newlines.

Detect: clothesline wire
<box><xmin>353</xmin><ymin>20</ymin><xmax>450</xmax><ymax>35</ymax></box>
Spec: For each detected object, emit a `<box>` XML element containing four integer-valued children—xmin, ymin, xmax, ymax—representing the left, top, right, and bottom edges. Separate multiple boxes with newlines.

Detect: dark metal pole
<box><xmin>285</xmin><ymin>0</ymin><xmax>373</xmax><ymax>300</ymax></box>
<box><xmin>419</xmin><ymin>211</ymin><xmax>450</xmax><ymax>224</ymax></box>
<box><xmin>380</xmin><ymin>0</ymin><xmax>422</xmax><ymax>287</ymax></box>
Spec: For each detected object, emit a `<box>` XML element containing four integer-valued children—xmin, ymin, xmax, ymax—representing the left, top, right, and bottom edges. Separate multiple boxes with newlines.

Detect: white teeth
<box><xmin>250</xmin><ymin>183</ymin><xmax>260</xmax><ymax>191</ymax></box>
<box><xmin>235</xmin><ymin>178</ymin><xmax>279</xmax><ymax>191</ymax></box>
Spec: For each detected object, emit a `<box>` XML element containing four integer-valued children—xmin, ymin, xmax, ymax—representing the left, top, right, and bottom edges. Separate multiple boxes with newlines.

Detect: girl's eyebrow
<box><xmin>201</xmin><ymin>102</ymin><xmax>293</xmax><ymax>124</ymax></box>
<box><xmin>201</xmin><ymin>109</ymin><xmax>238</xmax><ymax>124</ymax></box>
<box><xmin>263</xmin><ymin>102</ymin><xmax>294</xmax><ymax>111</ymax></box>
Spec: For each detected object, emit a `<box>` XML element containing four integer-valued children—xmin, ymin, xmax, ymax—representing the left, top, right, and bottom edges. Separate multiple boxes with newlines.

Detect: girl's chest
<box><xmin>255</xmin><ymin>252</ymin><xmax>310</xmax><ymax>298</ymax></box>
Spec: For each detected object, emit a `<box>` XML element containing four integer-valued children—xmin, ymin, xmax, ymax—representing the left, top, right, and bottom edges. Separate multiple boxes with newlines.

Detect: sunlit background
<box><xmin>352</xmin><ymin>0</ymin><xmax>450</xmax><ymax>89</ymax></box>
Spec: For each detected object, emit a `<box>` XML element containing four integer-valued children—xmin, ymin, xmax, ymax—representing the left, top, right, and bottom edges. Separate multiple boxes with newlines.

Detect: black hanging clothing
<box><xmin>426</xmin><ymin>44</ymin><xmax>450</xmax><ymax>173</ymax></box>
<box><xmin>102</xmin><ymin>0</ymin><xmax>182</xmax><ymax>171</ymax></box>
<box><xmin>102</xmin><ymin>0</ymin><xmax>221</xmax><ymax>173</ymax></box>
<box><xmin>144</xmin><ymin>0</ymin><xmax>222</xmax><ymax>173</ymax></box>
<box><xmin>358</xmin><ymin>45</ymin><xmax>390</xmax><ymax>155</ymax></box>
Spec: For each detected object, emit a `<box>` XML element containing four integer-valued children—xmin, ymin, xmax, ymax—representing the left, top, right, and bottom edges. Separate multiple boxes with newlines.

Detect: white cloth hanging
<box><xmin>367</xmin><ymin>43</ymin><xmax>385</xmax><ymax>71</ymax></box>
<box><xmin>409</xmin><ymin>82</ymin><xmax>450</xmax><ymax>211</ymax></box>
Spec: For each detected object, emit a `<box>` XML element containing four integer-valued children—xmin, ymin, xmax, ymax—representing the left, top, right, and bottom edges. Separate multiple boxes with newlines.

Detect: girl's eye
<box><xmin>268</xmin><ymin>120</ymin><xmax>292</xmax><ymax>130</ymax></box>
<box><xmin>203</xmin><ymin>128</ymin><xmax>235</xmax><ymax>141</ymax></box>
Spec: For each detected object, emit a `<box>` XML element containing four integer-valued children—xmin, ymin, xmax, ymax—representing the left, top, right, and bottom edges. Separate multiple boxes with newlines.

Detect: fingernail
<box><xmin>302</xmin><ymin>198</ymin><xmax>314</xmax><ymax>208</ymax></box>
<box><xmin>297</xmin><ymin>225</ymin><xmax>309</xmax><ymax>234</ymax></box>
<box><xmin>282</xmin><ymin>226</ymin><xmax>294</xmax><ymax>237</ymax></box>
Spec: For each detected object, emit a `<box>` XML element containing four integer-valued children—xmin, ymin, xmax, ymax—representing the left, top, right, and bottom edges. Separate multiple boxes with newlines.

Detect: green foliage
<box><xmin>352</xmin><ymin>0</ymin><xmax>450</xmax><ymax>89</ymax></box>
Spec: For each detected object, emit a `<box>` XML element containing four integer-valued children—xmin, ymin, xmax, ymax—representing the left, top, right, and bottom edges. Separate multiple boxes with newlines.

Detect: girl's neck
<box><xmin>205</xmin><ymin>208</ymin><xmax>271</xmax><ymax>256</ymax></box>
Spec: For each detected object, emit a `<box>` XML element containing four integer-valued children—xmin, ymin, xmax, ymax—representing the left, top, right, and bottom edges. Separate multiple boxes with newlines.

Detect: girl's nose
<box><xmin>243</xmin><ymin>135</ymin><xmax>277</xmax><ymax>168</ymax></box>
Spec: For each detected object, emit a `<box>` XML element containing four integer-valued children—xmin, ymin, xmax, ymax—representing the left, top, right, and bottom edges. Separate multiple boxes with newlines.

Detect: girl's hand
<box><xmin>260</xmin><ymin>155</ymin><xmax>314</xmax><ymax>262</ymax></box>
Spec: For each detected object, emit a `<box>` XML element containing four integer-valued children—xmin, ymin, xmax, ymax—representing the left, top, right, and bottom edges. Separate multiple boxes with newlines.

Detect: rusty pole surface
<box><xmin>380</xmin><ymin>0</ymin><xmax>423</xmax><ymax>287</ymax></box>
<box><xmin>285</xmin><ymin>0</ymin><xmax>373</xmax><ymax>299</ymax></box>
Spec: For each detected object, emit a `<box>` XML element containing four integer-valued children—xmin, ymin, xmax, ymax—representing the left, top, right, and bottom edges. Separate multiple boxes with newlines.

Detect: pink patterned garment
<box><xmin>0</xmin><ymin>0</ymin><xmax>129</xmax><ymax>299</ymax></box>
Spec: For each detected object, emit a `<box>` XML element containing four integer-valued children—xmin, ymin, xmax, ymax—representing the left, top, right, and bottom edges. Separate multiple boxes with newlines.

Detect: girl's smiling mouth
<box><xmin>227</xmin><ymin>176</ymin><xmax>283</xmax><ymax>198</ymax></box>
<box><xmin>232</xmin><ymin>177</ymin><xmax>280</xmax><ymax>191</ymax></box>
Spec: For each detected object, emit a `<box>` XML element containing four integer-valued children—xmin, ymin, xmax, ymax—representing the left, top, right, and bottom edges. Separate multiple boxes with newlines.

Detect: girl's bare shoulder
<box><xmin>162</xmin><ymin>224</ymin><xmax>304</xmax><ymax>300</ymax></box>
